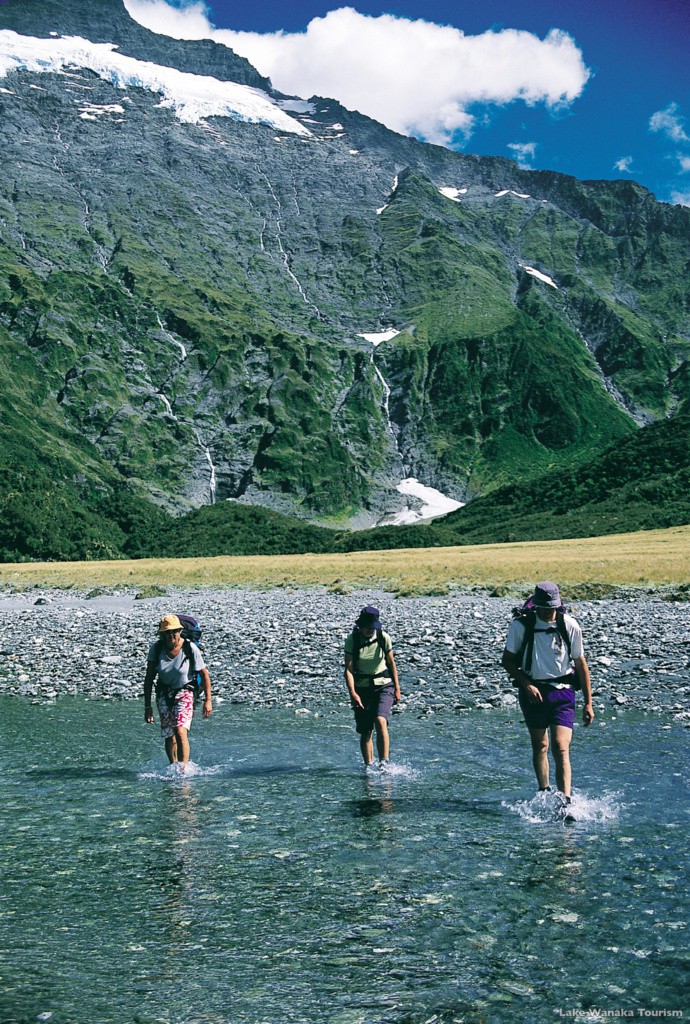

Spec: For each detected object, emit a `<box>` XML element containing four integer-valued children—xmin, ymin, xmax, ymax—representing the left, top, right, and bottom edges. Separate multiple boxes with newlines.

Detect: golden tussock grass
<box><xmin>0</xmin><ymin>525</ymin><xmax>688</xmax><ymax>594</ymax></box>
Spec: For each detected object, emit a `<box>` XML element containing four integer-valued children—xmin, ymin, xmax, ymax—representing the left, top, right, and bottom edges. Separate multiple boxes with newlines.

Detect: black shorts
<box><xmin>353</xmin><ymin>685</ymin><xmax>395</xmax><ymax>734</ymax></box>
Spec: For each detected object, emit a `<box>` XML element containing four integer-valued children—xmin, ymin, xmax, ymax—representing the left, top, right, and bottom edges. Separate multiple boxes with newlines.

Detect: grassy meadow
<box><xmin>0</xmin><ymin>525</ymin><xmax>688</xmax><ymax>596</ymax></box>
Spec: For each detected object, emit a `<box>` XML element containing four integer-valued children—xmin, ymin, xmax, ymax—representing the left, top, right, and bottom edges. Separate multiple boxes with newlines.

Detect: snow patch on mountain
<box><xmin>0</xmin><ymin>30</ymin><xmax>311</xmax><ymax>135</ymax></box>
<box><xmin>276</xmin><ymin>98</ymin><xmax>315</xmax><ymax>113</ymax></box>
<box><xmin>377</xmin><ymin>175</ymin><xmax>400</xmax><ymax>215</ymax></box>
<box><xmin>495</xmin><ymin>189</ymin><xmax>531</xmax><ymax>199</ymax></box>
<box><xmin>358</xmin><ymin>329</ymin><xmax>401</xmax><ymax>346</ymax></box>
<box><xmin>387</xmin><ymin>478</ymin><xmax>464</xmax><ymax>525</ymax></box>
<box><xmin>439</xmin><ymin>186</ymin><xmax>467</xmax><ymax>202</ymax></box>
<box><xmin>79</xmin><ymin>102</ymin><xmax>126</xmax><ymax>120</ymax></box>
<box><xmin>519</xmin><ymin>264</ymin><xmax>558</xmax><ymax>288</ymax></box>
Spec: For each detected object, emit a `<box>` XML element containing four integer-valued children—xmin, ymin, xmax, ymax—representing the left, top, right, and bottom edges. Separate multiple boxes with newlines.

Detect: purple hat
<box><xmin>533</xmin><ymin>581</ymin><xmax>561</xmax><ymax>608</ymax></box>
<box><xmin>356</xmin><ymin>605</ymin><xmax>382</xmax><ymax>630</ymax></box>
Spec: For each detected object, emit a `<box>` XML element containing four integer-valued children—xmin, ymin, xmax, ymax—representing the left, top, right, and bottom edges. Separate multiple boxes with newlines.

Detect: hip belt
<box><xmin>355</xmin><ymin>670</ymin><xmax>391</xmax><ymax>687</ymax></box>
<box><xmin>530</xmin><ymin>674</ymin><xmax>576</xmax><ymax>687</ymax></box>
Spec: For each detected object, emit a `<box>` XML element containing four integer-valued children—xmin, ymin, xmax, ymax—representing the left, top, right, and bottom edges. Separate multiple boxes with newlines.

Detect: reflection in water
<box><xmin>146</xmin><ymin>778</ymin><xmax>202</xmax><ymax>938</ymax></box>
<box><xmin>348</xmin><ymin>797</ymin><xmax>396</xmax><ymax>817</ymax></box>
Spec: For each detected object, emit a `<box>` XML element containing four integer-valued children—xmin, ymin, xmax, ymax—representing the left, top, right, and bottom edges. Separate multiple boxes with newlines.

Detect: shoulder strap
<box><xmin>518</xmin><ymin>610</ymin><xmax>537</xmax><ymax>675</ymax></box>
<box><xmin>555</xmin><ymin>609</ymin><xmax>572</xmax><ymax>659</ymax></box>
<box><xmin>351</xmin><ymin>630</ymin><xmax>362</xmax><ymax>673</ymax></box>
<box><xmin>376</xmin><ymin>629</ymin><xmax>387</xmax><ymax>658</ymax></box>
<box><xmin>181</xmin><ymin>639</ymin><xmax>195</xmax><ymax>682</ymax></box>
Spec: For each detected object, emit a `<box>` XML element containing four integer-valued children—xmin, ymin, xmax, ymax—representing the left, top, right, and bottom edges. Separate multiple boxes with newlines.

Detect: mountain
<box><xmin>0</xmin><ymin>0</ymin><xmax>689</xmax><ymax>543</ymax></box>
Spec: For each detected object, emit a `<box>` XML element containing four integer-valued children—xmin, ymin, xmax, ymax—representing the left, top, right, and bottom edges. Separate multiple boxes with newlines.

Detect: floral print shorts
<box><xmin>156</xmin><ymin>688</ymin><xmax>194</xmax><ymax>738</ymax></box>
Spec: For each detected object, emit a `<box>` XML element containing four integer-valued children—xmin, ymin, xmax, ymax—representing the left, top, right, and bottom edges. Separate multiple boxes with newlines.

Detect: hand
<box><xmin>525</xmin><ymin>684</ymin><xmax>543</xmax><ymax>704</ymax></box>
<box><xmin>203</xmin><ymin>698</ymin><xmax>213</xmax><ymax>719</ymax></box>
<box><xmin>394</xmin><ymin>688</ymin><xmax>401</xmax><ymax>704</ymax></box>
<box><xmin>350</xmin><ymin>692</ymin><xmax>364</xmax><ymax>710</ymax></box>
<box><xmin>144</xmin><ymin>705</ymin><xmax>154</xmax><ymax>724</ymax></box>
<box><xmin>583</xmin><ymin>703</ymin><xmax>594</xmax><ymax>726</ymax></box>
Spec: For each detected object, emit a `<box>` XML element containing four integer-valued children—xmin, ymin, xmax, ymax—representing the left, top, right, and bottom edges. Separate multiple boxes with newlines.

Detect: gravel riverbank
<box><xmin>0</xmin><ymin>587</ymin><xmax>688</xmax><ymax>724</ymax></box>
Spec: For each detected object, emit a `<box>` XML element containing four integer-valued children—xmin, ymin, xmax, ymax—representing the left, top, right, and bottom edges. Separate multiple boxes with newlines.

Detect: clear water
<box><xmin>0</xmin><ymin>699</ymin><xmax>687</xmax><ymax>1024</ymax></box>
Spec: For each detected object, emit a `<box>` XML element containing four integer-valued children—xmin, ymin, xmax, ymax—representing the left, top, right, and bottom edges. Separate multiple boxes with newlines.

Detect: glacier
<box><xmin>0</xmin><ymin>30</ymin><xmax>311</xmax><ymax>135</ymax></box>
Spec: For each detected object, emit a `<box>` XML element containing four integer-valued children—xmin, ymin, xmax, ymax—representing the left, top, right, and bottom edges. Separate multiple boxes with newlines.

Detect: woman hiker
<box><xmin>344</xmin><ymin>605</ymin><xmax>401</xmax><ymax>768</ymax></box>
<box><xmin>144</xmin><ymin>614</ymin><xmax>212</xmax><ymax>765</ymax></box>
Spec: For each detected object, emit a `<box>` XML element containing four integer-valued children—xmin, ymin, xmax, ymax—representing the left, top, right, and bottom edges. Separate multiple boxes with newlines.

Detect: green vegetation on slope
<box><xmin>0</xmin><ymin>414</ymin><xmax>688</xmax><ymax>562</ymax></box>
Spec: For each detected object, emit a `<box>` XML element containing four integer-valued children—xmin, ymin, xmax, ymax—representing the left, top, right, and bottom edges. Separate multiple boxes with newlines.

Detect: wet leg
<box><xmin>360</xmin><ymin>730</ymin><xmax>374</xmax><ymax>765</ymax></box>
<box><xmin>528</xmin><ymin>728</ymin><xmax>550</xmax><ymax>790</ymax></box>
<box><xmin>374</xmin><ymin>717</ymin><xmax>390</xmax><ymax>761</ymax></box>
<box><xmin>174</xmin><ymin>726</ymin><xmax>190</xmax><ymax>765</ymax></box>
<box><xmin>551</xmin><ymin>725</ymin><xmax>572</xmax><ymax>797</ymax></box>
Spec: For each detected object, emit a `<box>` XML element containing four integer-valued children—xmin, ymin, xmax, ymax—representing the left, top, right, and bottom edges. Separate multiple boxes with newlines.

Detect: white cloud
<box><xmin>125</xmin><ymin>1</ymin><xmax>591</xmax><ymax>146</ymax></box>
<box><xmin>125</xmin><ymin>0</ymin><xmax>213</xmax><ymax>39</ymax></box>
<box><xmin>678</xmin><ymin>155</ymin><xmax>690</xmax><ymax>173</ymax></box>
<box><xmin>614</xmin><ymin>155</ymin><xmax>633</xmax><ymax>173</ymax></box>
<box><xmin>649</xmin><ymin>102</ymin><xmax>690</xmax><ymax>144</ymax></box>
<box><xmin>670</xmin><ymin>191</ymin><xmax>690</xmax><ymax>207</ymax></box>
<box><xmin>507</xmin><ymin>141</ymin><xmax>537</xmax><ymax>168</ymax></box>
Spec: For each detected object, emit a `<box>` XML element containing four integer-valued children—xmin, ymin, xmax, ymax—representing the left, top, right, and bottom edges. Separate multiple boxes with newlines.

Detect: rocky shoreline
<box><xmin>0</xmin><ymin>587</ymin><xmax>688</xmax><ymax>725</ymax></box>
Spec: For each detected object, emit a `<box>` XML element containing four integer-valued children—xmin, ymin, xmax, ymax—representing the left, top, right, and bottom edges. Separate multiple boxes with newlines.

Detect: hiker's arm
<box><xmin>345</xmin><ymin>653</ymin><xmax>363</xmax><ymax>708</ymax></box>
<box><xmin>574</xmin><ymin>655</ymin><xmax>594</xmax><ymax>725</ymax></box>
<box><xmin>144</xmin><ymin>663</ymin><xmax>156</xmax><ymax>723</ymax></box>
<box><xmin>386</xmin><ymin>649</ymin><xmax>401</xmax><ymax>703</ymax></box>
<box><xmin>200</xmin><ymin>667</ymin><xmax>212</xmax><ymax>719</ymax></box>
<box><xmin>501</xmin><ymin>649</ymin><xmax>542</xmax><ymax>703</ymax></box>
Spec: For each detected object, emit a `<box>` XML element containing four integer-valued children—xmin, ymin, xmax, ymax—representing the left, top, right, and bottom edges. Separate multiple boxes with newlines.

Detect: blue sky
<box><xmin>126</xmin><ymin>0</ymin><xmax>690</xmax><ymax>205</ymax></box>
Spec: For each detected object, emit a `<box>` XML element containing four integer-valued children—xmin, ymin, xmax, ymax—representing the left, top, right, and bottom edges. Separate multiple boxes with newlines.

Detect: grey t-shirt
<box><xmin>147</xmin><ymin>640</ymin><xmax>205</xmax><ymax>692</ymax></box>
<box><xmin>505</xmin><ymin>613</ymin><xmax>583</xmax><ymax>683</ymax></box>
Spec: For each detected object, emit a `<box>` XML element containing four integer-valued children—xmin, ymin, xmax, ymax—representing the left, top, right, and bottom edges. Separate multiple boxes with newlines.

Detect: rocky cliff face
<box><xmin>0</xmin><ymin>0</ymin><xmax>688</xmax><ymax>525</ymax></box>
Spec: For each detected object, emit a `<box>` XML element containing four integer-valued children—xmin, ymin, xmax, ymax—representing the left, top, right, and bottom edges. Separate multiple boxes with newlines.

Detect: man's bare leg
<box><xmin>551</xmin><ymin>725</ymin><xmax>573</xmax><ymax>797</ymax></box>
<box><xmin>528</xmin><ymin>728</ymin><xmax>550</xmax><ymax>790</ymax></box>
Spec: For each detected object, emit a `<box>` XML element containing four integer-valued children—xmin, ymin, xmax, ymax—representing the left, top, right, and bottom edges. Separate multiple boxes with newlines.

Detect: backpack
<box><xmin>351</xmin><ymin>628</ymin><xmax>388</xmax><ymax>677</ymax></box>
<box><xmin>510</xmin><ymin>597</ymin><xmax>581</xmax><ymax>690</ymax></box>
<box><xmin>155</xmin><ymin>614</ymin><xmax>205</xmax><ymax>701</ymax></box>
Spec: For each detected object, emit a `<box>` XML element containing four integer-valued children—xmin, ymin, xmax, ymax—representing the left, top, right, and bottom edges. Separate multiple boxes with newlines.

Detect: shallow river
<box><xmin>1</xmin><ymin>700</ymin><xmax>687</xmax><ymax>1024</ymax></box>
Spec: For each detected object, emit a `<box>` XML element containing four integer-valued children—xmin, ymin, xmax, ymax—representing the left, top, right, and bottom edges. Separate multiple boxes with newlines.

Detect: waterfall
<box><xmin>156</xmin><ymin>313</ymin><xmax>187</xmax><ymax>360</ymax></box>
<box><xmin>192</xmin><ymin>428</ymin><xmax>217</xmax><ymax>504</ymax></box>
<box><xmin>369</xmin><ymin>341</ymin><xmax>462</xmax><ymax>526</ymax></box>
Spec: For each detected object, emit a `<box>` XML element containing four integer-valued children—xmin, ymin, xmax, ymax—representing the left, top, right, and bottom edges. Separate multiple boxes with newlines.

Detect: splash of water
<box><xmin>364</xmin><ymin>759</ymin><xmax>421</xmax><ymax>781</ymax></box>
<box><xmin>503</xmin><ymin>788</ymin><xmax>622</xmax><ymax>824</ymax></box>
<box><xmin>138</xmin><ymin>761</ymin><xmax>223</xmax><ymax>781</ymax></box>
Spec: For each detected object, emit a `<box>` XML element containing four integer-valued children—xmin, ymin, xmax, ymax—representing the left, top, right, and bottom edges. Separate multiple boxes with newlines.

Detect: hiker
<box><xmin>144</xmin><ymin>614</ymin><xmax>212</xmax><ymax>765</ymax></box>
<box><xmin>501</xmin><ymin>582</ymin><xmax>594</xmax><ymax>809</ymax></box>
<box><xmin>344</xmin><ymin>605</ymin><xmax>401</xmax><ymax>768</ymax></box>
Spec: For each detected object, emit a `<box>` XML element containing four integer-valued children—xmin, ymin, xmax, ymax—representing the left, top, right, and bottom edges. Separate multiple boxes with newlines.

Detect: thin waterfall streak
<box><xmin>156</xmin><ymin>313</ymin><xmax>187</xmax><ymax>360</ymax></box>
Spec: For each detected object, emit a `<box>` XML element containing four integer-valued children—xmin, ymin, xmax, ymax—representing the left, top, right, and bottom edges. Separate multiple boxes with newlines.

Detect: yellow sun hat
<box><xmin>158</xmin><ymin>614</ymin><xmax>183</xmax><ymax>634</ymax></box>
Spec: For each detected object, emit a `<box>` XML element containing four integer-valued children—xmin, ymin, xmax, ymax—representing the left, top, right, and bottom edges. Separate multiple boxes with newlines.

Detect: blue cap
<box><xmin>533</xmin><ymin>581</ymin><xmax>561</xmax><ymax>608</ymax></box>
<box><xmin>356</xmin><ymin>605</ymin><xmax>382</xmax><ymax>630</ymax></box>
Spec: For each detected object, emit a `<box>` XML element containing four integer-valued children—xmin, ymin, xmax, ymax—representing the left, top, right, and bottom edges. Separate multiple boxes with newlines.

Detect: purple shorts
<box><xmin>518</xmin><ymin>684</ymin><xmax>576</xmax><ymax>731</ymax></box>
<box><xmin>157</xmin><ymin>688</ymin><xmax>194</xmax><ymax>739</ymax></box>
<box><xmin>353</xmin><ymin>684</ymin><xmax>395</xmax><ymax>735</ymax></box>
